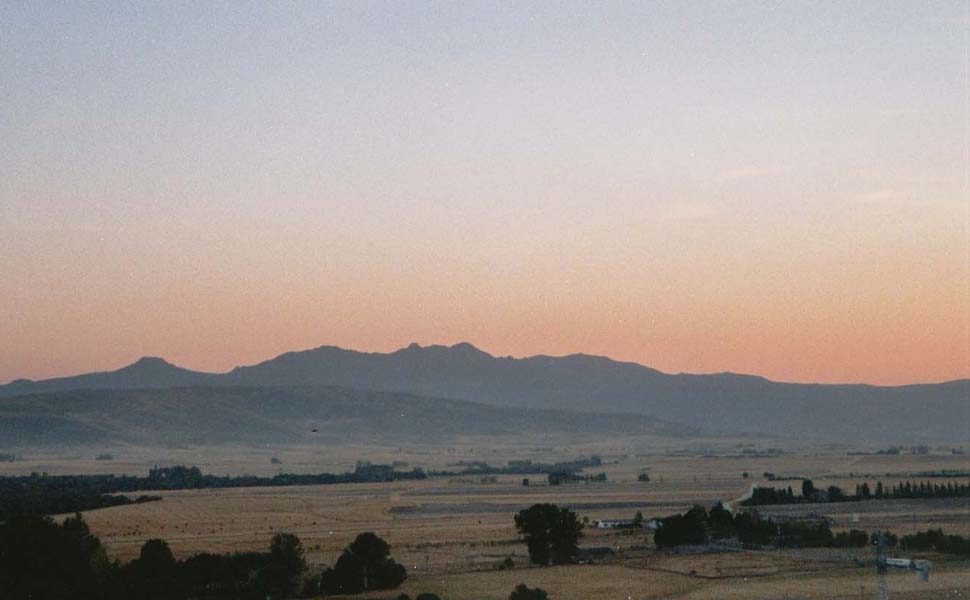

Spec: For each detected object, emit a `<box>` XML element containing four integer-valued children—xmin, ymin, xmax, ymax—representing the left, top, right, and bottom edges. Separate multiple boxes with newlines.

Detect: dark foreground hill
<box><xmin>0</xmin><ymin>386</ymin><xmax>694</xmax><ymax>448</ymax></box>
<box><xmin>1</xmin><ymin>343</ymin><xmax>966</xmax><ymax>441</ymax></box>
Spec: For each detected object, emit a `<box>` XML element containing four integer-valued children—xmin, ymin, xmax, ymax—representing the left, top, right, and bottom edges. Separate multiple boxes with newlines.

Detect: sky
<box><xmin>1</xmin><ymin>2</ymin><xmax>967</xmax><ymax>385</ymax></box>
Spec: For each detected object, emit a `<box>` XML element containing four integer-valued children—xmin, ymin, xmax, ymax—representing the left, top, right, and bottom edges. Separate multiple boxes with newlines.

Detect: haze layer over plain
<box><xmin>1</xmin><ymin>2</ymin><xmax>966</xmax><ymax>385</ymax></box>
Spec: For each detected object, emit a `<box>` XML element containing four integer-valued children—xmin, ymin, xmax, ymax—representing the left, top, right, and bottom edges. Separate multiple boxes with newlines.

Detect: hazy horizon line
<box><xmin>4</xmin><ymin>340</ymin><xmax>966</xmax><ymax>390</ymax></box>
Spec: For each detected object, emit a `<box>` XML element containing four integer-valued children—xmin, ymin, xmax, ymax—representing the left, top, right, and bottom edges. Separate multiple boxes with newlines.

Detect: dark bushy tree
<box><xmin>734</xmin><ymin>511</ymin><xmax>774</xmax><ymax>545</ymax></box>
<box><xmin>255</xmin><ymin>533</ymin><xmax>306</xmax><ymax>599</ymax></box>
<box><xmin>183</xmin><ymin>550</ymin><xmax>274</xmax><ymax>597</ymax></box>
<box><xmin>826</xmin><ymin>485</ymin><xmax>847</xmax><ymax>502</ymax></box>
<box><xmin>654</xmin><ymin>505</ymin><xmax>708</xmax><ymax>548</ymax></box>
<box><xmin>707</xmin><ymin>503</ymin><xmax>735</xmax><ymax>540</ymax></box>
<box><xmin>832</xmin><ymin>529</ymin><xmax>869</xmax><ymax>548</ymax></box>
<box><xmin>900</xmin><ymin>529</ymin><xmax>970</xmax><ymax>555</ymax></box>
<box><xmin>801</xmin><ymin>479</ymin><xmax>816</xmax><ymax>500</ymax></box>
<box><xmin>0</xmin><ymin>513</ymin><xmax>116</xmax><ymax>600</ymax></box>
<box><xmin>514</xmin><ymin>504</ymin><xmax>583</xmax><ymax>565</ymax></box>
<box><xmin>776</xmin><ymin>521</ymin><xmax>833</xmax><ymax>548</ymax></box>
<box><xmin>320</xmin><ymin>532</ymin><xmax>407</xmax><ymax>594</ymax></box>
<box><xmin>632</xmin><ymin>511</ymin><xmax>644</xmax><ymax>529</ymax></box>
<box><xmin>509</xmin><ymin>583</ymin><xmax>549</xmax><ymax>600</ymax></box>
<box><xmin>123</xmin><ymin>538</ymin><xmax>183</xmax><ymax>599</ymax></box>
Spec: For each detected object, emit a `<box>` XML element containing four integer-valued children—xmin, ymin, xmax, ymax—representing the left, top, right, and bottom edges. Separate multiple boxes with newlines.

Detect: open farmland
<box><xmin>8</xmin><ymin>441</ymin><xmax>967</xmax><ymax>599</ymax></box>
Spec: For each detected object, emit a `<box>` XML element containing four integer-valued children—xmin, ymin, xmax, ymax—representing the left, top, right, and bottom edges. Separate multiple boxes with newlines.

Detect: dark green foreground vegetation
<box><xmin>0</xmin><ymin>513</ymin><xmax>406</xmax><ymax>600</ymax></box>
<box><xmin>5</xmin><ymin>497</ymin><xmax>970</xmax><ymax>599</ymax></box>
<box><xmin>0</xmin><ymin>510</ymin><xmax>559</xmax><ymax>600</ymax></box>
<box><xmin>514</xmin><ymin>504</ymin><xmax>584</xmax><ymax>565</ymax></box>
<box><xmin>0</xmin><ymin>512</ymin><xmax>556</xmax><ymax>600</ymax></box>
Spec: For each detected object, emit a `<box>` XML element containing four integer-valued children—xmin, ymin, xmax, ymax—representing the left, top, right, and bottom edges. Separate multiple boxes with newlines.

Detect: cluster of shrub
<box><xmin>394</xmin><ymin>583</ymin><xmax>550</xmax><ymax>600</ymax></box>
<box><xmin>868</xmin><ymin>445</ymin><xmax>930</xmax><ymax>456</ymax></box>
<box><xmin>743</xmin><ymin>478</ymin><xmax>970</xmax><ymax>507</ymax></box>
<box><xmin>739</xmin><ymin>448</ymin><xmax>784</xmax><ymax>456</ymax></box>
<box><xmin>896</xmin><ymin>529</ymin><xmax>970</xmax><ymax>556</ymax></box>
<box><xmin>0</xmin><ymin>511</ymin><xmax>411</xmax><ymax>600</ymax></box>
<box><xmin>912</xmin><ymin>469</ymin><xmax>970</xmax><ymax>478</ymax></box>
<box><xmin>445</xmin><ymin>456</ymin><xmax>603</xmax><ymax>477</ymax></box>
<box><xmin>761</xmin><ymin>472</ymin><xmax>803</xmax><ymax>481</ymax></box>
<box><xmin>546</xmin><ymin>471</ymin><xmax>607</xmax><ymax>485</ymax></box>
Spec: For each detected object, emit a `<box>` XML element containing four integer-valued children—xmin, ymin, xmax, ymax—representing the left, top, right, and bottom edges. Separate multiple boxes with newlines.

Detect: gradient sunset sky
<box><xmin>1</xmin><ymin>2</ymin><xmax>967</xmax><ymax>385</ymax></box>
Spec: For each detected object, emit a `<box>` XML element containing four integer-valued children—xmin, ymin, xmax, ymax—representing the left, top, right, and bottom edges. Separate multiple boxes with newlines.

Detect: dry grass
<box><xmin>6</xmin><ymin>441</ymin><xmax>969</xmax><ymax>598</ymax></box>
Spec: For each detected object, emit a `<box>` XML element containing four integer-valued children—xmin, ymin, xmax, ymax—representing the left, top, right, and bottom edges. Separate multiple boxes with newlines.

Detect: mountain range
<box><xmin>1</xmin><ymin>342</ymin><xmax>967</xmax><ymax>443</ymax></box>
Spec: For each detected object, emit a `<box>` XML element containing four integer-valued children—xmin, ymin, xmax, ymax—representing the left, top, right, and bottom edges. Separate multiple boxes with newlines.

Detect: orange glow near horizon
<box><xmin>2</xmin><ymin>196</ymin><xmax>966</xmax><ymax>386</ymax></box>
<box><xmin>1</xmin><ymin>4</ymin><xmax>967</xmax><ymax>386</ymax></box>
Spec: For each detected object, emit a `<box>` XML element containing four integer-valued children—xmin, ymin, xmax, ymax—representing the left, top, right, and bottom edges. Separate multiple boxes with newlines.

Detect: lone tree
<box><xmin>256</xmin><ymin>533</ymin><xmax>307</xmax><ymax>599</ymax></box>
<box><xmin>514</xmin><ymin>503</ymin><xmax>583</xmax><ymax>565</ymax></box>
<box><xmin>509</xmin><ymin>583</ymin><xmax>550</xmax><ymax>600</ymax></box>
<box><xmin>321</xmin><ymin>532</ymin><xmax>407</xmax><ymax>595</ymax></box>
<box><xmin>125</xmin><ymin>538</ymin><xmax>184</xmax><ymax>599</ymax></box>
<box><xmin>801</xmin><ymin>479</ymin><xmax>816</xmax><ymax>500</ymax></box>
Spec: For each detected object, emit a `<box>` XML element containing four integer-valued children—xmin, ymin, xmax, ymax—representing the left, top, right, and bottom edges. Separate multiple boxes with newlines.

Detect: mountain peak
<box><xmin>130</xmin><ymin>356</ymin><xmax>174</xmax><ymax>367</ymax></box>
<box><xmin>449</xmin><ymin>341</ymin><xmax>489</xmax><ymax>355</ymax></box>
<box><xmin>395</xmin><ymin>341</ymin><xmax>492</xmax><ymax>359</ymax></box>
<box><xmin>117</xmin><ymin>356</ymin><xmax>182</xmax><ymax>375</ymax></box>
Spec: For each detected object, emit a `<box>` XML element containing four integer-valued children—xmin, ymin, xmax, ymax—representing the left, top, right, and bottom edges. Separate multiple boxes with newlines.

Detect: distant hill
<box><xmin>0</xmin><ymin>386</ymin><xmax>693</xmax><ymax>448</ymax></box>
<box><xmin>0</xmin><ymin>357</ymin><xmax>219</xmax><ymax>398</ymax></box>
<box><xmin>1</xmin><ymin>343</ymin><xmax>966</xmax><ymax>441</ymax></box>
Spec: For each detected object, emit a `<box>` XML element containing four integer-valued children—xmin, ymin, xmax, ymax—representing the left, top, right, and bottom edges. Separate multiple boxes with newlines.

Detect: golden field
<box><xmin>4</xmin><ymin>439</ymin><xmax>969</xmax><ymax>599</ymax></box>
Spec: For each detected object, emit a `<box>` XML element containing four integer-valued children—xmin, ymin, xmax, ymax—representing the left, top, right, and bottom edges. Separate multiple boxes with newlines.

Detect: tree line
<box><xmin>0</xmin><ymin>489</ymin><xmax>159</xmax><ymax>522</ymax></box>
<box><xmin>651</xmin><ymin>502</ymin><xmax>970</xmax><ymax>555</ymax></box>
<box><xmin>893</xmin><ymin>528</ymin><xmax>970</xmax><ymax>556</ymax></box>
<box><xmin>0</xmin><ymin>510</ymin><xmax>569</xmax><ymax>600</ymax></box>
<box><xmin>0</xmin><ymin>464</ymin><xmax>430</xmax><ymax>524</ymax></box>
<box><xmin>743</xmin><ymin>478</ymin><xmax>970</xmax><ymax>506</ymax></box>
<box><xmin>0</xmin><ymin>464</ymin><xmax>427</xmax><ymax>499</ymax></box>
<box><xmin>653</xmin><ymin>503</ymin><xmax>864</xmax><ymax>549</ymax></box>
<box><xmin>0</xmin><ymin>512</ymin><xmax>412</xmax><ymax>600</ymax></box>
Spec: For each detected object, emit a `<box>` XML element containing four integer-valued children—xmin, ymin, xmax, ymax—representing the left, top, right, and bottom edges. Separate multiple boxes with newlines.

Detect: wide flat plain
<box><xmin>5</xmin><ymin>440</ymin><xmax>969</xmax><ymax>599</ymax></box>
